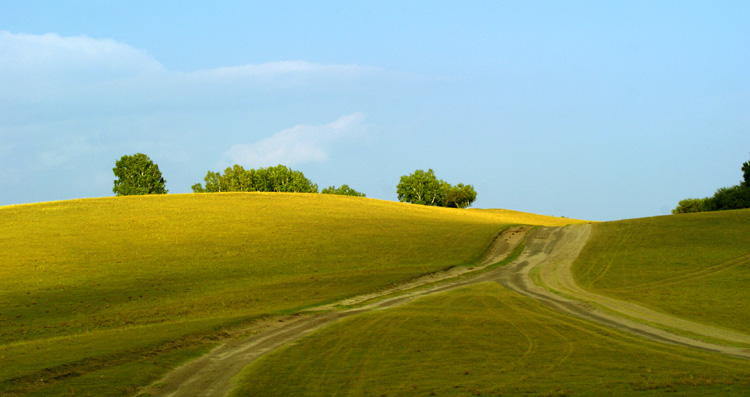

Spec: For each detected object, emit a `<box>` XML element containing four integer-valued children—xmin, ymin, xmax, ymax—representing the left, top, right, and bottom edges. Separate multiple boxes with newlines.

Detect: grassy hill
<box><xmin>572</xmin><ymin>208</ymin><xmax>750</xmax><ymax>337</ymax></box>
<box><xmin>0</xmin><ymin>193</ymin><xmax>576</xmax><ymax>395</ymax></box>
<box><xmin>231</xmin><ymin>283</ymin><xmax>750</xmax><ymax>396</ymax></box>
<box><xmin>226</xmin><ymin>210</ymin><xmax>750</xmax><ymax>396</ymax></box>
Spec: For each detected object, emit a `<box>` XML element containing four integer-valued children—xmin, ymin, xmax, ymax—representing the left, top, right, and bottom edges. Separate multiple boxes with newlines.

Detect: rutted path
<box><xmin>143</xmin><ymin>224</ymin><xmax>750</xmax><ymax>396</ymax></box>
<box><xmin>492</xmin><ymin>225</ymin><xmax>750</xmax><ymax>359</ymax></box>
<box><xmin>141</xmin><ymin>226</ymin><xmax>531</xmax><ymax>397</ymax></box>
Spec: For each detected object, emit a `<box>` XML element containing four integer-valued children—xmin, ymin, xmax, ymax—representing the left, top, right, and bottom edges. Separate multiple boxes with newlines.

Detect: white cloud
<box><xmin>193</xmin><ymin>61</ymin><xmax>373</xmax><ymax>80</ymax></box>
<box><xmin>0</xmin><ymin>30</ymin><xmax>163</xmax><ymax>75</ymax></box>
<box><xmin>0</xmin><ymin>31</ymin><xmax>374</xmax><ymax>83</ymax></box>
<box><xmin>224</xmin><ymin>113</ymin><xmax>368</xmax><ymax>168</ymax></box>
<box><xmin>0</xmin><ymin>31</ymin><xmax>165</xmax><ymax>105</ymax></box>
<box><xmin>0</xmin><ymin>31</ymin><xmax>379</xmax><ymax>118</ymax></box>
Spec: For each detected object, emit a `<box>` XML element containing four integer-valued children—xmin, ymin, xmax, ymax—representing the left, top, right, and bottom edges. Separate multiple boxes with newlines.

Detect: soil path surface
<box><xmin>142</xmin><ymin>224</ymin><xmax>750</xmax><ymax>397</ymax></box>
<box><xmin>493</xmin><ymin>225</ymin><xmax>750</xmax><ymax>359</ymax></box>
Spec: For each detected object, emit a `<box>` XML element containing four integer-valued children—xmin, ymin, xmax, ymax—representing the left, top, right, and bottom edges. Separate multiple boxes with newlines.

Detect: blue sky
<box><xmin>1</xmin><ymin>1</ymin><xmax>748</xmax><ymax>221</ymax></box>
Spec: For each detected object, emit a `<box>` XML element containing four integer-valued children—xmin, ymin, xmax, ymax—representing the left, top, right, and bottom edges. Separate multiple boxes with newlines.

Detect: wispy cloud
<box><xmin>224</xmin><ymin>113</ymin><xmax>368</xmax><ymax>168</ymax></box>
<box><xmin>194</xmin><ymin>61</ymin><xmax>375</xmax><ymax>80</ymax></box>
<box><xmin>0</xmin><ymin>31</ymin><xmax>379</xmax><ymax>114</ymax></box>
<box><xmin>0</xmin><ymin>31</ymin><xmax>163</xmax><ymax>75</ymax></box>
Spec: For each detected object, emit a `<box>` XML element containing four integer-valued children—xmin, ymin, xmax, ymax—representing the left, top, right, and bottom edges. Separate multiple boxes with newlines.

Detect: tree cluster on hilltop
<box><xmin>112</xmin><ymin>154</ymin><xmax>479</xmax><ymax>207</ymax></box>
<box><xmin>397</xmin><ymin>169</ymin><xmax>477</xmax><ymax>208</ymax></box>
<box><xmin>673</xmin><ymin>157</ymin><xmax>750</xmax><ymax>214</ymax></box>
<box><xmin>190</xmin><ymin>164</ymin><xmax>367</xmax><ymax>197</ymax></box>
<box><xmin>191</xmin><ymin>164</ymin><xmax>319</xmax><ymax>193</ymax></box>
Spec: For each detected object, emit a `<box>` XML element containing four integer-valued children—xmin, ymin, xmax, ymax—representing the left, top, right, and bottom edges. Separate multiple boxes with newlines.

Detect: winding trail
<box><xmin>143</xmin><ymin>224</ymin><xmax>750</xmax><ymax>396</ymax></box>
<box><xmin>142</xmin><ymin>226</ymin><xmax>530</xmax><ymax>397</ymax></box>
<box><xmin>493</xmin><ymin>225</ymin><xmax>750</xmax><ymax>359</ymax></box>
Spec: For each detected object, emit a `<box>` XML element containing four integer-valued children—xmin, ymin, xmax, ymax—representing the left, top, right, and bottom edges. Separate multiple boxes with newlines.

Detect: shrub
<box><xmin>672</xmin><ymin>198</ymin><xmax>709</xmax><ymax>214</ymax></box>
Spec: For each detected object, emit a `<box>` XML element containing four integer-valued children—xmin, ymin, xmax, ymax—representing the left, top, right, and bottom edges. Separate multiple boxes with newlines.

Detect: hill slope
<box><xmin>224</xmin><ymin>212</ymin><xmax>750</xmax><ymax>396</ymax></box>
<box><xmin>232</xmin><ymin>283</ymin><xmax>750</xmax><ymax>395</ymax></box>
<box><xmin>572</xmin><ymin>209</ymin><xmax>750</xmax><ymax>337</ymax></box>
<box><xmin>0</xmin><ymin>193</ymin><xmax>577</xmax><ymax>395</ymax></box>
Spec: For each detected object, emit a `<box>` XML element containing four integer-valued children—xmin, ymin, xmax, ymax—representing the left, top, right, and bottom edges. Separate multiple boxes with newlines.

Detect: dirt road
<box><xmin>492</xmin><ymin>225</ymin><xmax>750</xmax><ymax>359</ymax></box>
<box><xmin>141</xmin><ymin>227</ymin><xmax>530</xmax><ymax>396</ymax></box>
<box><xmin>142</xmin><ymin>224</ymin><xmax>750</xmax><ymax>396</ymax></box>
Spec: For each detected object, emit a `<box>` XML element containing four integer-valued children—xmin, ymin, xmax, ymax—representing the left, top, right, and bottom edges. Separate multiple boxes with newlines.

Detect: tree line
<box><xmin>673</xmin><ymin>157</ymin><xmax>750</xmax><ymax>214</ymax></box>
<box><xmin>111</xmin><ymin>153</ymin><xmax>475</xmax><ymax>207</ymax></box>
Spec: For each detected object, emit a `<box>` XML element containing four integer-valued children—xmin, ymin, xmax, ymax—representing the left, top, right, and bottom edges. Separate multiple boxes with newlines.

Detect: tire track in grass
<box><xmin>495</xmin><ymin>302</ymin><xmax>574</xmax><ymax>392</ymax></box>
<box><xmin>513</xmin><ymin>225</ymin><xmax>750</xmax><ymax>356</ymax></box>
<box><xmin>536</xmin><ymin>321</ymin><xmax>575</xmax><ymax>379</ymax></box>
<box><xmin>477</xmin><ymin>293</ymin><xmax>537</xmax><ymax>378</ymax></box>
<box><xmin>143</xmin><ymin>224</ymin><xmax>750</xmax><ymax>396</ymax></box>
<box><xmin>141</xmin><ymin>227</ymin><xmax>530</xmax><ymax>396</ymax></box>
<box><xmin>584</xmin><ymin>222</ymin><xmax>637</xmax><ymax>288</ymax></box>
<box><xmin>605</xmin><ymin>253</ymin><xmax>750</xmax><ymax>293</ymax></box>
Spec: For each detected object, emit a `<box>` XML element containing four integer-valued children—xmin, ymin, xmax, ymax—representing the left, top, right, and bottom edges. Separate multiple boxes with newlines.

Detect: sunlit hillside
<box><xmin>0</xmin><ymin>193</ymin><xmax>578</xmax><ymax>395</ymax></box>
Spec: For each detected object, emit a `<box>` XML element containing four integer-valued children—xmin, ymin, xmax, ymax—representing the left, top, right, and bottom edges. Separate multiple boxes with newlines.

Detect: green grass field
<box><xmin>11</xmin><ymin>192</ymin><xmax>745</xmax><ymax>396</ymax></box>
<box><xmin>572</xmin><ymin>209</ymin><xmax>750</xmax><ymax>336</ymax></box>
<box><xmin>230</xmin><ymin>282</ymin><xmax>750</xmax><ymax>396</ymax></box>
<box><xmin>0</xmin><ymin>193</ymin><xmax>577</xmax><ymax>395</ymax></box>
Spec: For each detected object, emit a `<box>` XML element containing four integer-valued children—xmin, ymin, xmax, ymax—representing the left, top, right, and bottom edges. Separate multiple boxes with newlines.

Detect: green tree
<box><xmin>397</xmin><ymin>169</ymin><xmax>477</xmax><ymax>208</ymax></box>
<box><xmin>742</xmin><ymin>158</ymin><xmax>750</xmax><ymax>187</ymax></box>
<box><xmin>194</xmin><ymin>170</ymin><xmax>225</xmax><ymax>193</ymax></box>
<box><xmin>321</xmin><ymin>184</ymin><xmax>366</xmax><ymax>197</ymax></box>
<box><xmin>256</xmin><ymin>165</ymin><xmax>318</xmax><ymax>193</ymax></box>
<box><xmin>112</xmin><ymin>153</ymin><xmax>167</xmax><ymax>196</ymax></box>
<box><xmin>192</xmin><ymin>164</ymin><xmax>318</xmax><ymax>193</ymax></box>
<box><xmin>396</xmin><ymin>169</ymin><xmax>447</xmax><ymax>206</ymax></box>
<box><xmin>703</xmin><ymin>185</ymin><xmax>750</xmax><ymax>211</ymax></box>
<box><xmin>444</xmin><ymin>183</ymin><xmax>477</xmax><ymax>208</ymax></box>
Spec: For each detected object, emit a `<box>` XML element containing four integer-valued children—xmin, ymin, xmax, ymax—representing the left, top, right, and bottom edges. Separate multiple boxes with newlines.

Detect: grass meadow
<box><xmin>572</xmin><ymin>208</ymin><xmax>750</xmax><ymax>337</ymax></box>
<box><xmin>0</xmin><ymin>193</ymin><xmax>576</xmax><ymax>395</ymax></box>
<box><xmin>230</xmin><ymin>282</ymin><xmax>750</xmax><ymax>396</ymax></box>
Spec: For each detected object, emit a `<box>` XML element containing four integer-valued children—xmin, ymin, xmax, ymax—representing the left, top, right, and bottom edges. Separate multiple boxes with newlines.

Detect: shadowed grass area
<box><xmin>0</xmin><ymin>193</ymin><xmax>576</xmax><ymax>395</ymax></box>
<box><xmin>572</xmin><ymin>209</ymin><xmax>750</xmax><ymax>335</ymax></box>
<box><xmin>230</xmin><ymin>282</ymin><xmax>750</xmax><ymax>396</ymax></box>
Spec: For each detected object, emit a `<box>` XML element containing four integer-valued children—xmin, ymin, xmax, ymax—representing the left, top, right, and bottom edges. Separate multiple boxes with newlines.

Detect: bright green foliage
<box><xmin>321</xmin><ymin>184</ymin><xmax>366</xmax><ymax>197</ymax></box>
<box><xmin>112</xmin><ymin>153</ymin><xmax>167</xmax><ymax>195</ymax></box>
<box><xmin>397</xmin><ymin>169</ymin><xmax>477</xmax><ymax>208</ymax></box>
<box><xmin>573</xmin><ymin>209</ymin><xmax>750</xmax><ymax>335</ymax></box>
<box><xmin>397</xmin><ymin>169</ymin><xmax>447</xmax><ymax>206</ymax></box>
<box><xmin>192</xmin><ymin>164</ymin><xmax>318</xmax><ymax>193</ymax></box>
<box><xmin>444</xmin><ymin>183</ymin><xmax>477</xmax><ymax>208</ymax></box>
<box><xmin>671</xmin><ymin>197</ymin><xmax>709</xmax><ymax>214</ymax></box>
<box><xmin>231</xmin><ymin>283</ymin><xmax>750</xmax><ymax>396</ymax></box>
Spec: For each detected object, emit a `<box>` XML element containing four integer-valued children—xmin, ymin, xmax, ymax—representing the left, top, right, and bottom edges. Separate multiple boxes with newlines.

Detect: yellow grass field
<box><xmin>0</xmin><ymin>193</ymin><xmax>578</xmax><ymax>395</ymax></box>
